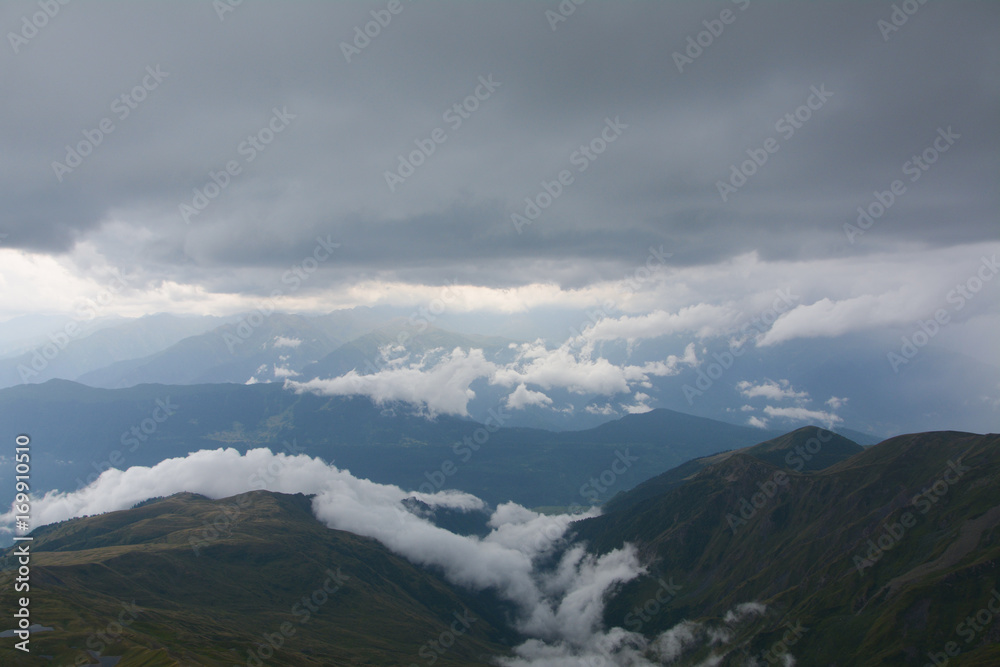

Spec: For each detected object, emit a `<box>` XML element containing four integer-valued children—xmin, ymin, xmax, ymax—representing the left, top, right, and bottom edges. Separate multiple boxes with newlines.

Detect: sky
<box><xmin>1</xmin><ymin>1</ymin><xmax>998</xmax><ymax>363</ymax></box>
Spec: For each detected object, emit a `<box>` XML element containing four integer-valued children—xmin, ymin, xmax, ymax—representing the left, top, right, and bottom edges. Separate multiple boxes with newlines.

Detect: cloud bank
<box><xmin>286</xmin><ymin>341</ymin><xmax>698</xmax><ymax>417</ymax></box>
<box><xmin>2</xmin><ymin>448</ymin><xmax>785</xmax><ymax>665</ymax></box>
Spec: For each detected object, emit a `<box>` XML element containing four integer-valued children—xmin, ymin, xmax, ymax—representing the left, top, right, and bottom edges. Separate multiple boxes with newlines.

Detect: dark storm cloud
<box><xmin>1</xmin><ymin>0</ymin><xmax>996</xmax><ymax>291</ymax></box>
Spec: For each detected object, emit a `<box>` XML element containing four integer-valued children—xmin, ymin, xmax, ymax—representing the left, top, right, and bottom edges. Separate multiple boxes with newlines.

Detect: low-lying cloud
<box><xmin>286</xmin><ymin>340</ymin><xmax>698</xmax><ymax>417</ymax></box>
<box><xmin>2</xmin><ymin>448</ymin><xmax>784</xmax><ymax>666</ymax></box>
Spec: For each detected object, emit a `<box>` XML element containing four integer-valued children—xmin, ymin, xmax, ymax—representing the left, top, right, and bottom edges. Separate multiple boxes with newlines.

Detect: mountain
<box><xmin>0</xmin><ymin>491</ymin><xmax>513</xmax><ymax>665</ymax></box>
<box><xmin>75</xmin><ymin>310</ymin><xmax>386</xmax><ymax>388</ymax></box>
<box><xmin>0</xmin><ymin>380</ymin><xmax>779</xmax><ymax>510</ymax></box>
<box><xmin>602</xmin><ymin>425</ymin><xmax>864</xmax><ymax>514</ymax></box>
<box><xmin>572</xmin><ymin>430</ymin><xmax>1000</xmax><ymax>665</ymax></box>
<box><xmin>0</xmin><ymin>313</ymin><xmax>232</xmax><ymax>388</ymax></box>
<box><xmin>298</xmin><ymin>321</ymin><xmax>516</xmax><ymax>381</ymax></box>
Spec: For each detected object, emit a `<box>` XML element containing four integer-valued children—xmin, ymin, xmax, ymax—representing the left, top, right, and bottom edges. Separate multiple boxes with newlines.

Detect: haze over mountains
<box><xmin>1</xmin><ymin>0</ymin><xmax>997</xmax><ymax>664</ymax></box>
<box><xmin>1</xmin><ymin>310</ymin><xmax>996</xmax><ymax>437</ymax></box>
<box><xmin>0</xmin><ymin>378</ymin><xmax>790</xmax><ymax>510</ymax></box>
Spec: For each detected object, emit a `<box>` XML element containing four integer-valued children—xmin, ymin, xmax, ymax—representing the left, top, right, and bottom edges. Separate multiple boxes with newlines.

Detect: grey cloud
<box><xmin>0</xmin><ymin>0</ymin><xmax>996</xmax><ymax>292</ymax></box>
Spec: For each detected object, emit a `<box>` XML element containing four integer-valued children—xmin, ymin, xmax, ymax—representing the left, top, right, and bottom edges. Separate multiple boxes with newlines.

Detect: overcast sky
<box><xmin>1</xmin><ymin>0</ymin><xmax>997</xmax><ymax>362</ymax></box>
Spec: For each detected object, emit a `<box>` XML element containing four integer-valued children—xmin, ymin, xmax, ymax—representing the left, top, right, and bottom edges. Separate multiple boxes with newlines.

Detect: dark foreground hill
<box><xmin>0</xmin><ymin>491</ymin><xmax>513</xmax><ymax>665</ymax></box>
<box><xmin>603</xmin><ymin>425</ymin><xmax>864</xmax><ymax>514</ymax></box>
<box><xmin>574</xmin><ymin>430</ymin><xmax>1000</xmax><ymax>665</ymax></box>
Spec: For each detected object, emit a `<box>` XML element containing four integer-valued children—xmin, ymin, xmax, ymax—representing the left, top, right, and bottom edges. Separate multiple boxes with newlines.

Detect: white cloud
<box><xmin>506</xmin><ymin>384</ymin><xmax>554</xmax><ymax>410</ymax></box>
<box><xmin>652</xmin><ymin>621</ymin><xmax>701</xmax><ymax>662</ymax></box>
<box><xmin>737</xmin><ymin>379</ymin><xmax>808</xmax><ymax>402</ymax></box>
<box><xmin>286</xmin><ymin>347</ymin><xmax>495</xmax><ymax>417</ymax></box>
<box><xmin>622</xmin><ymin>392</ymin><xmax>653</xmax><ymax>414</ymax></box>
<box><xmin>273</xmin><ymin>336</ymin><xmax>302</xmax><ymax>348</ymax></box>
<box><xmin>581</xmin><ymin>304</ymin><xmax>738</xmax><ymax>342</ymax></box>
<box><xmin>723</xmin><ymin>601</ymin><xmax>767</xmax><ymax>625</ymax></box>
<box><xmin>826</xmin><ymin>396</ymin><xmax>848</xmax><ymax>409</ymax></box>
<box><xmin>747</xmin><ymin>416</ymin><xmax>769</xmax><ymax>429</ymax></box>
<box><xmin>494</xmin><ymin>341</ymin><xmax>631</xmax><ymax>395</ymax></box>
<box><xmin>272</xmin><ymin>365</ymin><xmax>299</xmax><ymax>378</ymax></box>
<box><xmin>623</xmin><ymin>343</ymin><xmax>699</xmax><ymax>382</ymax></box>
<box><xmin>763</xmin><ymin>405</ymin><xmax>842</xmax><ymax>427</ymax></box>
<box><xmin>287</xmin><ymin>338</ymin><xmax>700</xmax><ymax>419</ymax></box>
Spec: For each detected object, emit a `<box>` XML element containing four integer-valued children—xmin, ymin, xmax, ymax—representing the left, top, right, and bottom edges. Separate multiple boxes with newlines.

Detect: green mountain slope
<box><xmin>573</xmin><ymin>430</ymin><xmax>1000</xmax><ymax>665</ymax></box>
<box><xmin>603</xmin><ymin>426</ymin><xmax>863</xmax><ymax>514</ymax></box>
<box><xmin>0</xmin><ymin>491</ymin><xmax>513</xmax><ymax>665</ymax></box>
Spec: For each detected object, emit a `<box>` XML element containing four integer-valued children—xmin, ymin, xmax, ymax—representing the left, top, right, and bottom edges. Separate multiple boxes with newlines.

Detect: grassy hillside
<box><xmin>603</xmin><ymin>426</ymin><xmax>863</xmax><ymax>514</ymax></box>
<box><xmin>0</xmin><ymin>491</ymin><xmax>514</xmax><ymax>665</ymax></box>
<box><xmin>574</xmin><ymin>431</ymin><xmax>1000</xmax><ymax>665</ymax></box>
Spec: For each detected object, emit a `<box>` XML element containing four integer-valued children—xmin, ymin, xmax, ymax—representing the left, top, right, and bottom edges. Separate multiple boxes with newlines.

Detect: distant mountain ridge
<box><xmin>2</xmin><ymin>310</ymin><xmax>996</xmax><ymax>436</ymax></box>
<box><xmin>76</xmin><ymin>310</ymin><xmax>386</xmax><ymax>388</ymax></box>
<box><xmin>0</xmin><ymin>313</ymin><xmax>231</xmax><ymax>387</ymax></box>
<box><xmin>0</xmin><ymin>380</ymin><xmax>784</xmax><ymax>510</ymax></box>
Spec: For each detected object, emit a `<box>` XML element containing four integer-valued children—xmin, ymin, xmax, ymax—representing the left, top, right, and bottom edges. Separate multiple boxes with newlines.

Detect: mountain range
<box><xmin>3</xmin><ymin>427</ymin><xmax>997</xmax><ymax>665</ymax></box>
<box><xmin>0</xmin><ymin>379</ymin><xmax>794</xmax><ymax>510</ymax></box>
<box><xmin>1</xmin><ymin>311</ymin><xmax>996</xmax><ymax>436</ymax></box>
